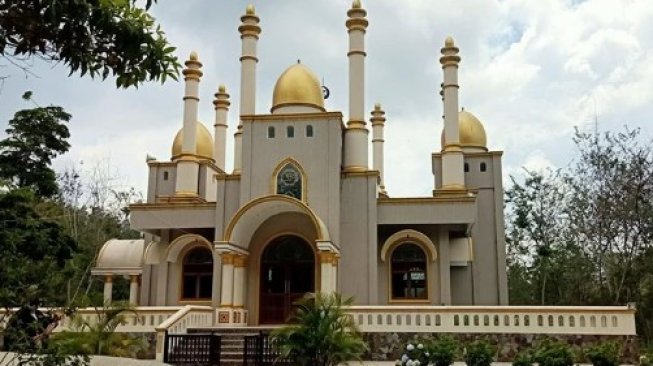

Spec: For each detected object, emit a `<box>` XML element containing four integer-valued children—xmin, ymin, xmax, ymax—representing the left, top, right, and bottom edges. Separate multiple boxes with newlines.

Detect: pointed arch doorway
<box><xmin>259</xmin><ymin>235</ymin><xmax>315</xmax><ymax>324</ymax></box>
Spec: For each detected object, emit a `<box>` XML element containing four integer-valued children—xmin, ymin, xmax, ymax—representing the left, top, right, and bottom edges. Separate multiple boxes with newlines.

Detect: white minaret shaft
<box><xmin>234</xmin><ymin>4</ymin><xmax>261</xmax><ymax>175</ymax></box>
<box><xmin>213</xmin><ymin>85</ymin><xmax>230</xmax><ymax>171</ymax></box>
<box><xmin>371</xmin><ymin>103</ymin><xmax>386</xmax><ymax>194</ymax></box>
<box><xmin>175</xmin><ymin>51</ymin><xmax>203</xmax><ymax>197</ymax></box>
<box><xmin>439</xmin><ymin>37</ymin><xmax>465</xmax><ymax>189</ymax></box>
<box><xmin>343</xmin><ymin>0</ymin><xmax>369</xmax><ymax>172</ymax></box>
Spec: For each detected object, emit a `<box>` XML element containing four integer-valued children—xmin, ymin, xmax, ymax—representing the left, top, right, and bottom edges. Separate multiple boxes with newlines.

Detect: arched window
<box><xmin>181</xmin><ymin>247</ymin><xmax>213</xmax><ymax>300</ymax></box>
<box><xmin>268</xmin><ymin>126</ymin><xmax>275</xmax><ymax>138</ymax></box>
<box><xmin>391</xmin><ymin>243</ymin><xmax>427</xmax><ymax>300</ymax></box>
<box><xmin>480</xmin><ymin>162</ymin><xmax>487</xmax><ymax>172</ymax></box>
<box><xmin>306</xmin><ymin>125</ymin><xmax>314</xmax><ymax>137</ymax></box>
<box><xmin>287</xmin><ymin>126</ymin><xmax>295</xmax><ymax>138</ymax></box>
<box><xmin>276</xmin><ymin>163</ymin><xmax>302</xmax><ymax>200</ymax></box>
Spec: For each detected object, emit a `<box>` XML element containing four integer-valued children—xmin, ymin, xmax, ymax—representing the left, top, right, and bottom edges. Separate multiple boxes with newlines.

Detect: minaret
<box><xmin>371</xmin><ymin>103</ymin><xmax>387</xmax><ymax>195</ymax></box>
<box><xmin>439</xmin><ymin>37</ymin><xmax>465</xmax><ymax>190</ymax></box>
<box><xmin>174</xmin><ymin>51</ymin><xmax>203</xmax><ymax>198</ymax></box>
<box><xmin>343</xmin><ymin>0</ymin><xmax>369</xmax><ymax>172</ymax></box>
<box><xmin>213</xmin><ymin>85</ymin><xmax>230</xmax><ymax>171</ymax></box>
<box><xmin>234</xmin><ymin>4</ymin><xmax>261</xmax><ymax>175</ymax></box>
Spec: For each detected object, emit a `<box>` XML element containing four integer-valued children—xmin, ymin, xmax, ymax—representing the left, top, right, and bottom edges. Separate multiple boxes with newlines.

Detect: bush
<box><xmin>428</xmin><ymin>336</ymin><xmax>459</xmax><ymax>366</ymax></box>
<box><xmin>533</xmin><ymin>339</ymin><xmax>574</xmax><ymax>366</ymax></box>
<box><xmin>585</xmin><ymin>341</ymin><xmax>620</xmax><ymax>366</ymax></box>
<box><xmin>464</xmin><ymin>340</ymin><xmax>494</xmax><ymax>366</ymax></box>
<box><xmin>512</xmin><ymin>351</ymin><xmax>533</xmax><ymax>366</ymax></box>
<box><xmin>640</xmin><ymin>351</ymin><xmax>652</xmax><ymax>366</ymax></box>
<box><xmin>395</xmin><ymin>342</ymin><xmax>429</xmax><ymax>366</ymax></box>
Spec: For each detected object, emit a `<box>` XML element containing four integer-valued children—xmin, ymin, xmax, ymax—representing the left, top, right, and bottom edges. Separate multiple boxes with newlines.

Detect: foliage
<box><xmin>49</xmin><ymin>302</ymin><xmax>146</xmax><ymax>358</ymax></box>
<box><xmin>532</xmin><ymin>339</ymin><xmax>574</xmax><ymax>366</ymax></box>
<box><xmin>395</xmin><ymin>342</ymin><xmax>429</xmax><ymax>366</ymax></box>
<box><xmin>0</xmin><ymin>0</ymin><xmax>180</xmax><ymax>88</ymax></box>
<box><xmin>463</xmin><ymin>340</ymin><xmax>494</xmax><ymax>366</ymax></box>
<box><xmin>512</xmin><ymin>351</ymin><xmax>533</xmax><ymax>366</ymax></box>
<box><xmin>585</xmin><ymin>341</ymin><xmax>620</xmax><ymax>366</ymax></box>
<box><xmin>271</xmin><ymin>293</ymin><xmax>368</xmax><ymax>366</ymax></box>
<box><xmin>0</xmin><ymin>103</ymin><xmax>71</xmax><ymax>197</ymax></box>
<box><xmin>427</xmin><ymin>336</ymin><xmax>459</xmax><ymax>366</ymax></box>
<box><xmin>0</xmin><ymin>188</ymin><xmax>77</xmax><ymax>307</ymax></box>
<box><xmin>505</xmin><ymin>127</ymin><xmax>653</xmax><ymax>343</ymax></box>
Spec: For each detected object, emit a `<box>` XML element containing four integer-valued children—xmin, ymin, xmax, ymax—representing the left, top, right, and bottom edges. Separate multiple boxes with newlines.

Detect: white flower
<box><xmin>406</xmin><ymin>360</ymin><xmax>414</xmax><ymax>366</ymax></box>
<box><xmin>320</xmin><ymin>310</ymin><xmax>325</xmax><ymax>318</ymax></box>
<box><xmin>407</xmin><ymin>344</ymin><xmax>415</xmax><ymax>351</ymax></box>
<box><xmin>417</xmin><ymin>343</ymin><xmax>424</xmax><ymax>350</ymax></box>
<box><xmin>415</xmin><ymin>361</ymin><xmax>421</xmax><ymax>366</ymax></box>
<box><xmin>401</xmin><ymin>354</ymin><xmax>409</xmax><ymax>363</ymax></box>
<box><xmin>425</xmin><ymin>352</ymin><xmax>430</xmax><ymax>357</ymax></box>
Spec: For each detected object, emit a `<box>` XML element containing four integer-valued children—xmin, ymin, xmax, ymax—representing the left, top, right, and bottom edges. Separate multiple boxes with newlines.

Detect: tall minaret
<box><xmin>343</xmin><ymin>0</ymin><xmax>369</xmax><ymax>173</ymax></box>
<box><xmin>174</xmin><ymin>51</ymin><xmax>203</xmax><ymax>197</ymax></box>
<box><xmin>234</xmin><ymin>4</ymin><xmax>261</xmax><ymax>175</ymax></box>
<box><xmin>439</xmin><ymin>37</ymin><xmax>465</xmax><ymax>190</ymax></box>
<box><xmin>213</xmin><ymin>85</ymin><xmax>230</xmax><ymax>171</ymax></box>
<box><xmin>371</xmin><ymin>103</ymin><xmax>387</xmax><ymax>195</ymax></box>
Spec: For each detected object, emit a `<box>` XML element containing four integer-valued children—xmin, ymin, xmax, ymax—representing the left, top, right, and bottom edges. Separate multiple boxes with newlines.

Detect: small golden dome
<box><xmin>352</xmin><ymin>0</ymin><xmax>362</xmax><ymax>9</ymax></box>
<box><xmin>441</xmin><ymin>110</ymin><xmax>488</xmax><ymax>151</ymax></box>
<box><xmin>271</xmin><ymin>63</ymin><xmax>325</xmax><ymax>113</ymax></box>
<box><xmin>189</xmin><ymin>51</ymin><xmax>198</xmax><ymax>61</ymax></box>
<box><xmin>171</xmin><ymin>122</ymin><xmax>214</xmax><ymax>161</ymax></box>
<box><xmin>445</xmin><ymin>36</ymin><xmax>455</xmax><ymax>47</ymax></box>
<box><xmin>245</xmin><ymin>4</ymin><xmax>255</xmax><ymax>15</ymax></box>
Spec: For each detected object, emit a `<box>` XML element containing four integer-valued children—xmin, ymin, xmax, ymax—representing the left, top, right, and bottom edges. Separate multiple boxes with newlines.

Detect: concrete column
<box><xmin>129</xmin><ymin>275</ymin><xmax>140</xmax><ymax>305</ymax></box>
<box><xmin>220</xmin><ymin>253</ymin><xmax>235</xmax><ymax>307</ymax></box>
<box><xmin>103</xmin><ymin>275</ymin><xmax>113</xmax><ymax>305</ymax></box>
<box><xmin>232</xmin><ymin>255</ymin><xmax>247</xmax><ymax>308</ymax></box>
<box><xmin>175</xmin><ymin>52</ymin><xmax>203</xmax><ymax>196</ymax></box>
<box><xmin>343</xmin><ymin>0</ymin><xmax>369</xmax><ymax>173</ymax></box>
<box><xmin>319</xmin><ymin>251</ymin><xmax>337</xmax><ymax>293</ymax></box>
<box><xmin>371</xmin><ymin>103</ymin><xmax>386</xmax><ymax>195</ymax></box>
<box><xmin>438</xmin><ymin>229</ymin><xmax>452</xmax><ymax>305</ymax></box>
<box><xmin>439</xmin><ymin>37</ymin><xmax>465</xmax><ymax>190</ymax></box>
<box><xmin>213</xmin><ymin>85</ymin><xmax>230</xmax><ymax>171</ymax></box>
<box><xmin>235</xmin><ymin>5</ymin><xmax>261</xmax><ymax>175</ymax></box>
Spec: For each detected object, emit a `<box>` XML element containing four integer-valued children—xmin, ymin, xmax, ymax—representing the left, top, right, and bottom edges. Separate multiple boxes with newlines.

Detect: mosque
<box><xmin>92</xmin><ymin>0</ymin><xmax>508</xmax><ymax>326</ymax></box>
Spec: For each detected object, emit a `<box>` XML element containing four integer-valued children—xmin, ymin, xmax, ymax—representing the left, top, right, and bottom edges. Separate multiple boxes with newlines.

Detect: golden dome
<box><xmin>441</xmin><ymin>110</ymin><xmax>488</xmax><ymax>151</ymax></box>
<box><xmin>271</xmin><ymin>63</ymin><xmax>325</xmax><ymax>113</ymax></box>
<box><xmin>171</xmin><ymin>122</ymin><xmax>214</xmax><ymax>161</ymax></box>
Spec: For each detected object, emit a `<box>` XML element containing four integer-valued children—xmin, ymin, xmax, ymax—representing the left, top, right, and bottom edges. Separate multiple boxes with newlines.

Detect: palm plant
<box><xmin>272</xmin><ymin>293</ymin><xmax>368</xmax><ymax>366</ymax></box>
<box><xmin>50</xmin><ymin>301</ymin><xmax>146</xmax><ymax>358</ymax></box>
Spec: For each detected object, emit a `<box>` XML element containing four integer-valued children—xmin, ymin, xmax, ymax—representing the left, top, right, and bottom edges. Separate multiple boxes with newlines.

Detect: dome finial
<box><xmin>352</xmin><ymin>0</ymin><xmax>362</xmax><ymax>9</ymax></box>
<box><xmin>445</xmin><ymin>36</ymin><xmax>455</xmax><ymax>47</ymax></box>
<box><xmin>374</xmin><ymin>103</ymin><xmax>381</xmax><ymax>111</ymax></box>
<box><xmin>189</xmin><ymin>51</ymin><xmax>198</xmax><ymax>61</ymax></box>
<box><xmin>218</xmin><ymin>84</ymin><xmax>226</xmax><ymax>93</ymax></box>
<box><xmin>245</xmin><ymin>4</ymin><xmax>255</xmax><ymax>15</ymax></box>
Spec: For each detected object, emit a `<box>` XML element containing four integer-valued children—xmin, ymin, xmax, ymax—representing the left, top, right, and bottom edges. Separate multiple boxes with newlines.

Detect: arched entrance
<box><xmin>259</xmin><ymin>235</ymin><xmax>315</xmax><ymax>324</ymax></box>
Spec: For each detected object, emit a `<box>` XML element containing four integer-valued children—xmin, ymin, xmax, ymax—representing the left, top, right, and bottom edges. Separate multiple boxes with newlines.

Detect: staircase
<box><xmin>188</xmin><ymin>327</ymin><xmax>277</xmax><ymax>366</ymax></box>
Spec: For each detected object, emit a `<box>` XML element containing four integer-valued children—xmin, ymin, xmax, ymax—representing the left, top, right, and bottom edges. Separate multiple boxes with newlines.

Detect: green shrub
<box><xmin>640</xmin><ymin>352</ymin><xmax>652</xmax><ymax>366</ymax></box>
<box><xmin>585</xmin><ymin>341</ymin><xmax>620</xmax><ymax>366</ymax></box>
<box><xmin>395</xmin><ymin>342</ymin><xmax>429</xmax><ymax>366</ymax></box>
<box><xmin>427</xmin><ymin>336</ymin><xmax>459</xmax><ymax>366</ymax></box>
<box><xmin>533</xmin><ymin>339</ymin><xmax>574</xmax><ymax>366</ymax></box>
<box><xmin>464</xmin><ymin>340</ymin><xmax>494</xmax><ymax>366</ymax></box>
<box><xmin>512</xmin><ymin>351</ymin><xmax>533</xmax><ymax>366</ymax></box>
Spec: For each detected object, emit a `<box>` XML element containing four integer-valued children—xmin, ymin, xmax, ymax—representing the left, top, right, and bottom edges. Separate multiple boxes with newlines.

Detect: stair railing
<box><xmin>154</xmin><ymin>305</ymin><xmax>213</xmax><ymax>361</ymax></box>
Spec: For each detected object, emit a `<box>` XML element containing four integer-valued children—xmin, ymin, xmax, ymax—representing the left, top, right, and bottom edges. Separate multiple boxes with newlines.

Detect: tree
<box><xmin>0</xmin><ymin>0</ymin><xmax>180</xmax><ymax>88</ymax></box>
<box><xmin>0</xmin><ymin>101</ymin><xmax>71</xmax><ymax>197</ymax></box>
<box><xmin>272</xmin><ymin>293</ymin><xmax>368</xmax><ymax>366</ymax></box>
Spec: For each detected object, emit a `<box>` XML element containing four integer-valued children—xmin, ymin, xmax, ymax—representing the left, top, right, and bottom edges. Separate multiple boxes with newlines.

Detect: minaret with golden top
<box><xmin>343</xmin><ymin>0</ymin><xmax>369</xmax><ymax>172</ymax></box>
<box><xmin>235</xmin><ymin>4</ymin><xmax>261</xmax><ymax>175</ymax></box>
<box><xmin>213</xmin><ymin>85</ymin><xmax>230</xmax><ymax>171</ymax></box>
<box><xmin>439</xmin><ymin>37</ymin><xmax>465</xmax><ymax>190</ymax></box>
<box><xmin>371</xmin><ymin>103</ymin><xmax>387</xmax><ymax>195</ymax></box>
<box><xmin>174</xmin><ymin>51</ymin><xmax>203</xmax><ymax>198</ymax></box>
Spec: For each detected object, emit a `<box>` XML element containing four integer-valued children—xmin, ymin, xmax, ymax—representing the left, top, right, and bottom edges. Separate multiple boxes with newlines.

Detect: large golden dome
<box><xmin>271</xmin><ymin>63</ymin><xmax>325</xmax><ymax>113</ymax></box>
<box><xmin>171</xmin><ymin>122</ymin><xmax>214</xmax><ymax>161</ymax></box>
<box><xmin>441</xmin><ymin>110</ymin><xmax>488</xmax><ymax>151</ymax></box>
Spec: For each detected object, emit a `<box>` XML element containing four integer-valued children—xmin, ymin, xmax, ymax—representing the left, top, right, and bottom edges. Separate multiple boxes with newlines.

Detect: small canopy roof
<box><xmin>91</xmin><ymin>239</ymin><xmax>145</xmax><ymax>276</ymax></box>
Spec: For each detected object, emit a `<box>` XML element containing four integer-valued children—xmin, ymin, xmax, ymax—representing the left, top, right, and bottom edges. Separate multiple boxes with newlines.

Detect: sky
<box><xmin>1</xmin><ymin>0</ymin><xmax>652</xmax><ymax>198</ymax></box>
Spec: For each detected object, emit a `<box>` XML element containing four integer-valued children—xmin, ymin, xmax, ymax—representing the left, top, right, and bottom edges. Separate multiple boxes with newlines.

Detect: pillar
<box><xmin>219</xmin><ymin>253</ymin><xmax>235</xmax><ymax>307</ymax></box>
<box><xmin>343</xmin><ymin>0</ymin><xmax>369</xmax><ymax>173</ymax></box>
<box><xmin>318</xmin><ymin>251</ymin><xmax>337</xmax><ymax>293</ymax></box>
<box><xmin>213</xmin><ymin>85</ymin><xmax>230</xmax><ymax>171</ymax></box>
<box><xmin>175</xmin><ymin>52</ymin><xmax>203</xmax><ymax>196</ymax></box>
<box><xmin>103</xmin><ymin>275</ymin><xmax>113</xmax><ymax>305</ymax></box>
<box><xmin>371</xmin><ymin>103</ymin><xmax>386</xmax><ymax>195</ymax></box>
<box><xmin>439</xmin><ymin>37</ymin><xmax>465</xmax><ymax>190</ymax></box>
<box><xmin>234</xmin><ymin>4</ymin><xmax>261</xmax><ymax>174</ymax></box>
<box><xmin>232</xmin><ymin>255</ymin><xmax>248</xmax><ymax>325</ymax></box>
<box><xmin>129</xmin><ymin>275</ymin><xmax>140</xmax><ymax>306</ymax></box>
<box><xmin>438</xmin><ymin>230</ymin><xmax>452</xmax><ymax>305</ymax></box>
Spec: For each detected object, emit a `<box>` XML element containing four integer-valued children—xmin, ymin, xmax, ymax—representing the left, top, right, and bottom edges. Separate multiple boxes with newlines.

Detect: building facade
<box><xmin>92</xmin><ymin>1</ymin><xmax>509</xmax><ymax>327</ymax></box>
